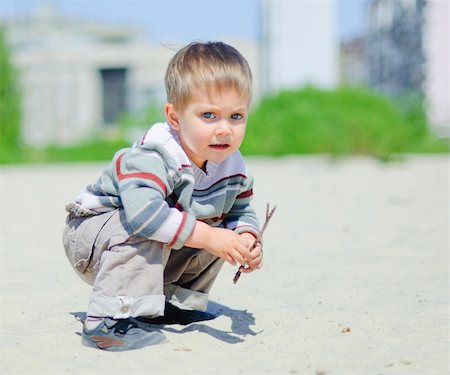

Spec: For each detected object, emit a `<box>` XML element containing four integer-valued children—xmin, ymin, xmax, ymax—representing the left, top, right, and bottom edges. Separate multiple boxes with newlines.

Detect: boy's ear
<box><xmin>165</xmin><ymin>103</ymin><xmax>180</xmax><ymax>130</ymax></box>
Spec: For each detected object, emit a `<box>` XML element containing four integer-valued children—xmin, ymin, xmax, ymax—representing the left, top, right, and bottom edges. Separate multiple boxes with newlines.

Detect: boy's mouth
<box><xmin>209</xmin><ymin>144</ymin><xmax>230</xmax><ymax>150</ymax></box>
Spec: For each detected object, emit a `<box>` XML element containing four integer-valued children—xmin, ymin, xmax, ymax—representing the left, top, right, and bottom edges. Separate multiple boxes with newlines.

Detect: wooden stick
<box><xmin>233</xmin><ymin>203</ymin><xmax>277</xmax><ymax>284</ymax></box>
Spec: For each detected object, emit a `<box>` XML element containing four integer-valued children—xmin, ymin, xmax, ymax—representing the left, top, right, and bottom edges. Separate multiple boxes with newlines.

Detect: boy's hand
<box><xmin>184</xmin><ymin>221</ymin><xmax>253</xmax><ymax>266</ymax></box>
<box><xmin>233</xmin><ymin>204</ymin><xmax>276</xmax><ymax>284</ymax></box>
<box><xmin>238</xmin><ymin>233</ymin><xmax>263</xmax><ymax>273</ymax></box>
<box><xmin>205</xmin><ymin>227</ymin><xmax>254</xmax><ymax>266</ymax></box>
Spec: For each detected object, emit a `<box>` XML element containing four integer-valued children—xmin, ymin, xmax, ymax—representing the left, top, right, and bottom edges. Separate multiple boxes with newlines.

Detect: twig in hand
<box><xmin>233</xmin><ymin>203</ymin><xmax>277</xmax><ymax>284</ymax></box>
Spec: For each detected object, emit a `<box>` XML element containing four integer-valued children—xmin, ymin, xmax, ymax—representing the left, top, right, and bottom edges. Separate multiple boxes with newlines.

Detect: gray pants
<box><xmin>63</xmin><ymin>209</ymin><xmax>224</xmax><ymax>319</ymax></box>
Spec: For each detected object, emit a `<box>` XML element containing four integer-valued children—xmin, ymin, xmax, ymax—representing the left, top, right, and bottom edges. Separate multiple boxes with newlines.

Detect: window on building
<box><xmin>99</xmin><ymin>68</ymin><xmax>128</xmax><ymax>124</ymax></box>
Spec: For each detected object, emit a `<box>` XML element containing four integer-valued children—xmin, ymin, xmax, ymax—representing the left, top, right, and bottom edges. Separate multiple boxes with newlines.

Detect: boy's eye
<box><xmin>231</xmin><ymin>113</ymin><xmax>243</xmax><ymax>120</ymax></box>
<box><xmin>201</xmin><ymin>112</ymin><xmax>216</xmax><ymax>119</ymax></box>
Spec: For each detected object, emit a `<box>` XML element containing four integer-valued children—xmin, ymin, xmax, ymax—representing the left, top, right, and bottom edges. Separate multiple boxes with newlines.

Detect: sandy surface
<box><xmin>0</xmin><ymin>156</ymin><xmax>448</xmax><ymax>375</ymax></box>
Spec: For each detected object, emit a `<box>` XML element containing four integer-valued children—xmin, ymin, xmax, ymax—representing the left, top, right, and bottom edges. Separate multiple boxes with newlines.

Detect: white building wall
<box><xmin>261</xmin><ymin>0</ymin><xmax>339</xmax><ymax>94</ymax></box>
<box><xmin>11</xmin><ymin>42</ymin><xmax>175</xmax><ymax>146</ymax></box>
<box><xmin>424</xmin><ymin>0</ymin><xmax>449</xmax><ymax>136</ymax></box>
<box><xmin>15</xmin><ymin>50</ymin><xmax>104</xmax><ymax>146</ymax></box>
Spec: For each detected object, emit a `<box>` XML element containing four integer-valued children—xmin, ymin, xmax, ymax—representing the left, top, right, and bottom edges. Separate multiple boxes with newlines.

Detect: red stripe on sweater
<box><xmin>237</xmin><ymin>230</ymin><xmax>258</xmax><ymax>239</ymax></box>
<box><xmin>167</xmin><ymin>212</ymin><xmax>188</xmax><ymax>248</ymax></box>
<box><xmin>237</xmin><ymin>189</ymin><xmax>253</xmax><ymax>199</ymax></box>
<box><xmin>115</xmin><ymin>152</ymin><xmax>167</xmax><ymax>195</ymax></box>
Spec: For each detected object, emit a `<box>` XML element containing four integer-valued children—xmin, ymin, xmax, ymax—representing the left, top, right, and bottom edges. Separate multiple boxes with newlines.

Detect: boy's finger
<box><xmin>238</xmin><ymin>242</ymin><xmax>253</xmax><ymax>260</ymax></box>
<box><xmin>232</xmin><ymin>250</ymin><xmax>248</xmax><ymax>267</ymax></box>
<box><xmin>248</xmin><ymin>254</ymin><xmax>263</xmax><ymax>268</ymax></box>
<box><xmin>239</xmin><ymin>265</ymin><xmax>254</xmax><ymax>274</ymax></box>
<box><xmin>226</xmin><ymin>255</ymin><xmax>236</xmax><ymax>266</ymax></box>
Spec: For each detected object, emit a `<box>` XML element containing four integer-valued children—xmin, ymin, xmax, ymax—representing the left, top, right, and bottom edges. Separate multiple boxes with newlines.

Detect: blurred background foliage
<box><xmin>4</xmin><ymin>85</ymin><xmax>447</xmax><ymax>164</ymax></box>
<box><xmin>241</xmin><ymin>86</ymin><xmax>448</xmax><ymax>160</ymax></box>
<box><xmin>0</xmin><ymin>27</ymin><xmax>22</xmax><ymax>164</ymax></box>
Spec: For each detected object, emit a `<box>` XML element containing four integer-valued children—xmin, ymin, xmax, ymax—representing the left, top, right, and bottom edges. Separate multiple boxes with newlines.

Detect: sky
<box><xmin>0</xmin><ymin>0</ymin><xmax>368</xmax><ymax>43</ymax></box>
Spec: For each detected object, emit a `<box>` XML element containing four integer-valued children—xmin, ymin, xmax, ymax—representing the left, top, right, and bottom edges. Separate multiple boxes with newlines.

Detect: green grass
<box><xmin>0</xmin><ymin>28</ymin><xmax>22</xmax><ymax>164</ymax></box>
<box><xmin>241</xmin><ymin>86</ymin><xmax>448</xmax><ymax>160</ymax></box>
<box><xmin>15</xmin><ymin>139</ymin><xmax>129</xmax><ymax>164</ymax></box>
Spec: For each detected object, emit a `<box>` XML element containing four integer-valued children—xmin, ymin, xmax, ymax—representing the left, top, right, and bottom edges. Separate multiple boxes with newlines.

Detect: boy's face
<box><xmin>165</xmin><ymin>87</ymin><xmax>249</xmax><ymax>169</ymax></box>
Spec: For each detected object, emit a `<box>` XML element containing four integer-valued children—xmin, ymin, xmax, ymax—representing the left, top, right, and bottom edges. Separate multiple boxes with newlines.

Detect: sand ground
<box><xmin>0</xmin><ymin>156</ymin><xmax>448</xmax><ymax>375</ymax></box>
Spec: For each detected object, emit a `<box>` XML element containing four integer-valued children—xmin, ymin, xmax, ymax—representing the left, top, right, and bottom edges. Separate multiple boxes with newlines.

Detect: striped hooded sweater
<box><xmin>72</xmin><ymin>122</ymin><xmax>259</xmax><ymax>250</ymax></box>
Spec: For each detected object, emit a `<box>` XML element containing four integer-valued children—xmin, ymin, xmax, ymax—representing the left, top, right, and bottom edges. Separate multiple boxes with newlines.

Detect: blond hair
<box><xmin>165</xmin><ymin>41</ymin><xmax>252</xmax><ymax>110</ymax></box>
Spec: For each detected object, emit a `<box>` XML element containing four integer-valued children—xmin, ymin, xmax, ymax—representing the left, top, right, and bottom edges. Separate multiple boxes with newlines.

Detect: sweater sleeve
<box><xmin>115</xmin><ymin>148</ymin><xmax>196</xmax><ymax>250</ymax></box>
<box><xmin>223</xmin><ymin>173</ymin><xmax>260</xmax><ymax>238</ymax></box>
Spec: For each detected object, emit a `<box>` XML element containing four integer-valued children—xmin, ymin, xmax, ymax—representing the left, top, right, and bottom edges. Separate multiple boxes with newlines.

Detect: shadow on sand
<box><xmin>71</xmin><ymin>300</ymin><xmax>260</xmax><ymax>345</ymax></box>
<box><xmin>158</xmin><ymin>301</ymin><xmax>261</xmax><ymax>344</ymax></box>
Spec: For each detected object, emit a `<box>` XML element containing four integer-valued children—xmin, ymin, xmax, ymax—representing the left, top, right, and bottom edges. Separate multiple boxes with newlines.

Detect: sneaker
<box><xmin>81</xmin><ymin>317</ymin><xmax>167</xmax><ymax>351</ymax></box>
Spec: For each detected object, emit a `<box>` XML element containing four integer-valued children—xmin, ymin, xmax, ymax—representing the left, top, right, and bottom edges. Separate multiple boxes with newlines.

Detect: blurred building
<box><xmin>423</xmin><ymin>0</ymin><xmax>449</xmax><ymax>136</ymax></box>
<box><xmin>260</xmin><ymin>1</ymin><xmax>339</xmax><ymax>94</ymax></box>
<box><xmin>1</xmin><ymin>4</ymin><xmax>259</xmax><ymax>147</ymax></box>
<box><xmin>2</xmin><ymin>4</ymin><xmax>172</xmax><ymax>147</ymax></box>
<box><xmin>366</xmin><ymin>0</ymin><xmax>425</xmax><ymax>96</ymax></box>
<box><xmin>366</xmin><ymin>0</ymin><xmax>449</xmax><ymax>136</ymax></box>
<box><xmin>340</xmin><ymin>37</ymin><xmax>367</xmax><ymax>85</ymax></box>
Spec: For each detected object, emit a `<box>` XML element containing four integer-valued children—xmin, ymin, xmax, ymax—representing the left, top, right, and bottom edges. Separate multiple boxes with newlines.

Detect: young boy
<box><xmin>63</xmin><ymin>41</ymin><xmax>262</xmax><ymax>351</ymax></box>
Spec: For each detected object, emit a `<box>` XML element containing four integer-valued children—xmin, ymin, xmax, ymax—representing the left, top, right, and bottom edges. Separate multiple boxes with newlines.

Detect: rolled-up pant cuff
<box><xmin>164</xmin><ymin>284</ymin><xmax>209</xmax><ymax>311</ymax></box>
<box><xmin>87</xmin><ymin>292</ymin><xmax>166</xmax><ymax>319</ymax></box>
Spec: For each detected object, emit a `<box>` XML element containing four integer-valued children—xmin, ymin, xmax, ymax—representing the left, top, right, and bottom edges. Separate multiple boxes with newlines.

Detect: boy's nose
<box><xmin>215</xmin><ymin>120</ymin><xmax>232</xmax><ymax>135</ymax></box>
